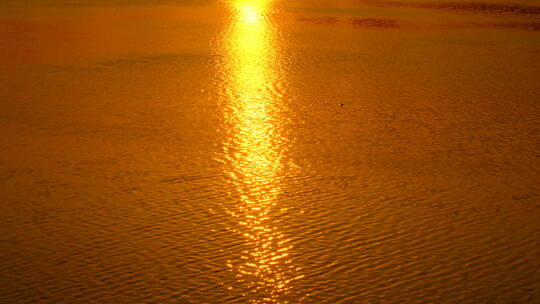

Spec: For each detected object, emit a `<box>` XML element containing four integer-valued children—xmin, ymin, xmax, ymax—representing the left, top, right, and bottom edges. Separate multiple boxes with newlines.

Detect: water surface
<box><xmin>1</xmin><ymin>0</ymin><xmax>539</xmax><ymax>303</ymax></box>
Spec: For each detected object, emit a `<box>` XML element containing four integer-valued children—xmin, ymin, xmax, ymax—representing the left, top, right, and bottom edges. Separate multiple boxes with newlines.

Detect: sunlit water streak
<box><xmin>216</xmin><ymin>0</ymin><xmax>301</xmax><ymax>302</ymax></box>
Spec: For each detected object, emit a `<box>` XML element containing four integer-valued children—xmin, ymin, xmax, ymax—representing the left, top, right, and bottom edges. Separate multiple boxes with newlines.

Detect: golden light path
<box><xmin>219</xmin><ymin>0</ymin><xmax>302</xmax><ymax>302</ymax></box>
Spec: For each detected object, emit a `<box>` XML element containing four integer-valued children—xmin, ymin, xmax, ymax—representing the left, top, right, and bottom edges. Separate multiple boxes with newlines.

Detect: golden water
<box><xmin>1</xmin><ymin>0</ymin><xmax>539</xmax><ymax>303</ymax></box>
<box><xmin>218</xmin><ymin>1</ymin><xmax>300</xmax><ymax>301</ymax></box>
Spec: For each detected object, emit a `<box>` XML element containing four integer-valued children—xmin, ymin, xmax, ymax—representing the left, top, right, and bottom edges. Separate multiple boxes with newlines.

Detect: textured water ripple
<box><xmin>1</xmin><ymin>0</ymin><xmax>539</xmax><ymax>303</ymax></box>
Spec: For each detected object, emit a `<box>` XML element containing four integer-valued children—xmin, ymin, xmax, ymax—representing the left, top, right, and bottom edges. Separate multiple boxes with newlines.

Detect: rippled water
<box><xmin>1</xmin><ymin>0</ymin><xmax>539</xmax><ymax>303</ymax></box>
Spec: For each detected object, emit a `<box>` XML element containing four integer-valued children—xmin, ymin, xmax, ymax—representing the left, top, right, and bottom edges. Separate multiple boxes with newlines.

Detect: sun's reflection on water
<box><xmin>218</xmin><ymin>0</ymin><xmax>301</xmax><ymax>302</ymax></box>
